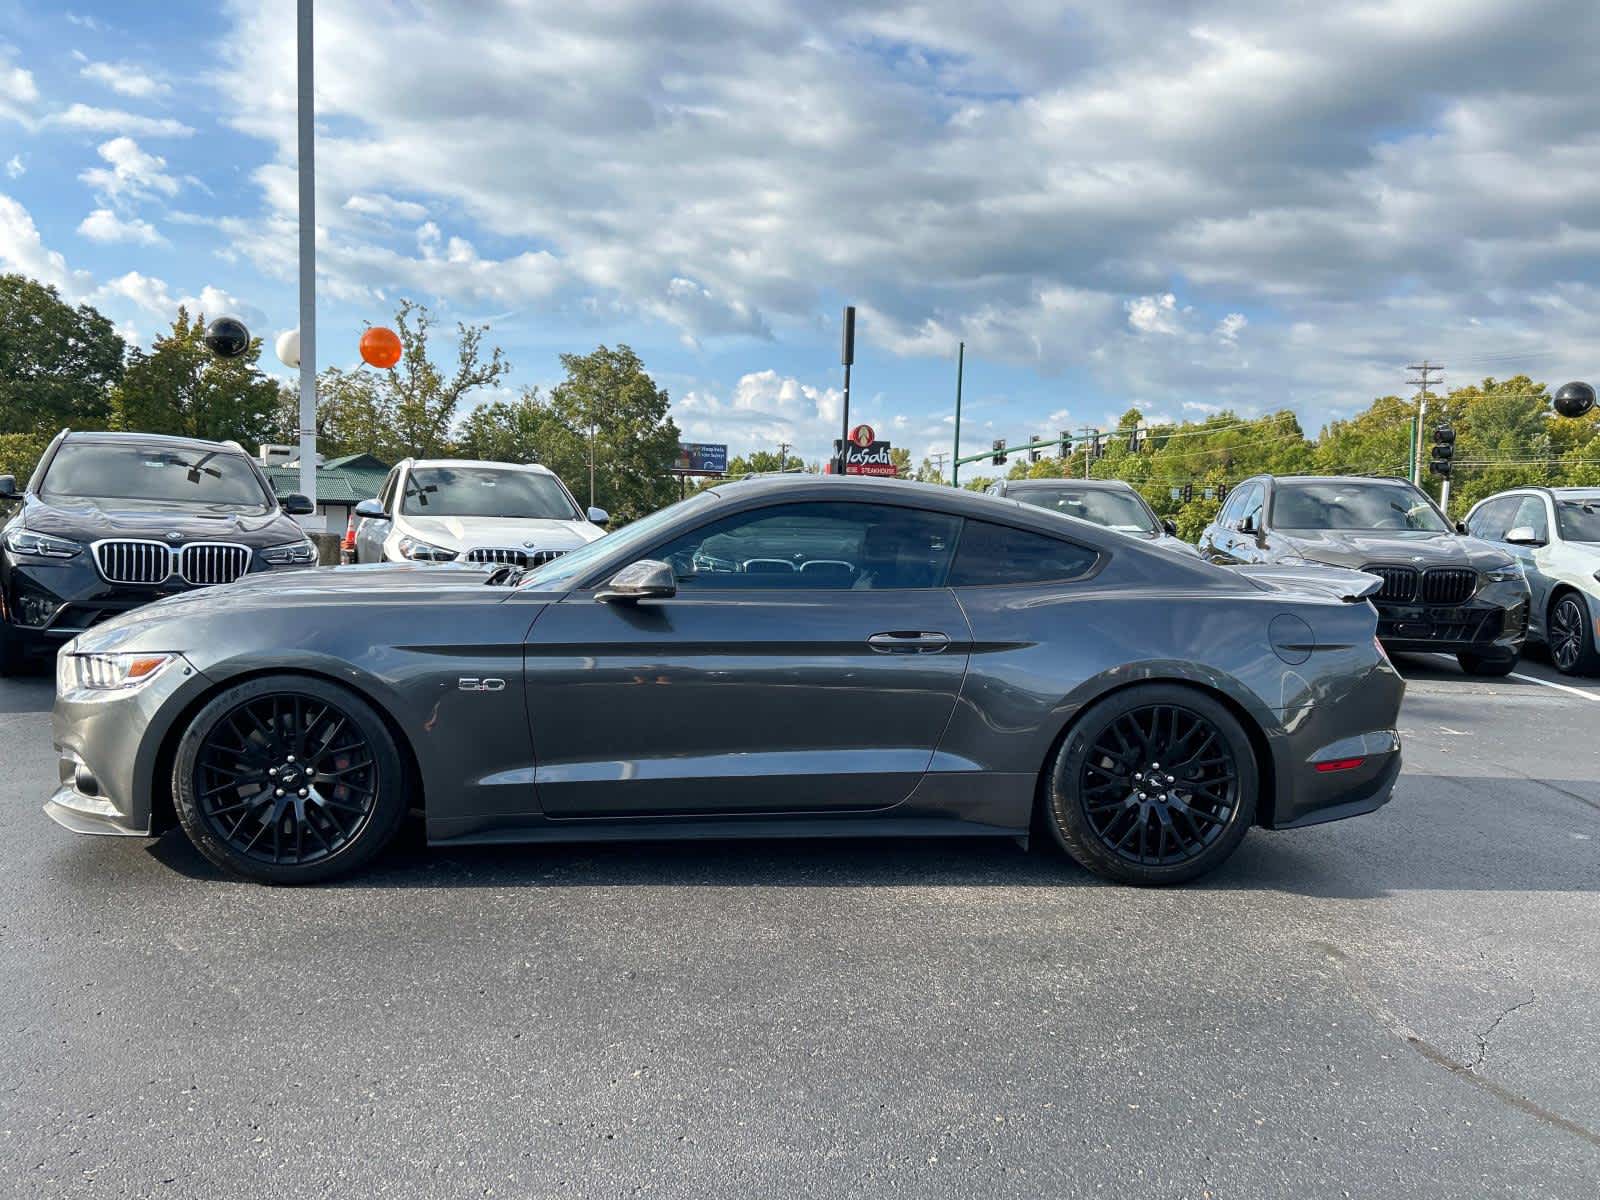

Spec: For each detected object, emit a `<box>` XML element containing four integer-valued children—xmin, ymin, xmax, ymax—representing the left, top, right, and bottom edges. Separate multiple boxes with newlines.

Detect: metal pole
<box><xmin>1439</xmin><ymin>476</ymin><xmax>1451</xmax><ymax>519</ymax></box>
<box><xmin>588</xmin><ymin>415</ymin><xmax>596</xmax><ymax>507</ymax></box>
<box><xmin>295</xmin><ymin>0</ymin><xmax>317</xmax><ymax>512</ymax></box>
<box><xmin>951</xmin><ymin>341</ymin><xmax>964</xmax><ymax>487</ymax></box>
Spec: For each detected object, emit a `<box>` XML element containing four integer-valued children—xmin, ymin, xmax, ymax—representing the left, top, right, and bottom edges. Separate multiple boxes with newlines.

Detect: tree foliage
<box><xmin>111</xmin><ymin>308</ymin><xmax>280</xmax><ymax>448</ymax></box>
<box><xmin>0</xmin><ymin>273</ymin><xmax>124</xmax><ymax>448</ymax></box>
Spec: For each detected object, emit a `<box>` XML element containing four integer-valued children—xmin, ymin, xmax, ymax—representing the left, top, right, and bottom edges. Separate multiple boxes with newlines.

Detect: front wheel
<box><xmin>1548</xmin><ymin>592</ymin><xmax>1600</xmax><ymax>676</ymax></box>
<box><xmin>1044</xmin><ymin>685</ymin><xmax>1257</xmax><ymax>885</ymax></box>
<box><xmin>1456</xmin><ymin>650</ymin><xmax>1518</xmax><ymax>677</ymax></box>
<box><xmin>172</xmin><ymin>675</ymin><xmax>408</xmax><ymax>884</ymax></box>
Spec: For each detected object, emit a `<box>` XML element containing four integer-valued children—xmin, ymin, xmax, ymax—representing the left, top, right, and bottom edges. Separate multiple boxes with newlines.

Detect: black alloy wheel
<box><xmin>173</xmin><ymin>676</ymin><xmax>406</xmax><ymax>883</ymax></box>
<box><xmin>1045</xmin><ymin>684</ymin><xmax>1256</xmax><ymax>885</ymax></box>
<box><xmin>1549</xmin><ymin>592</ymin><xmax>1600</xmax><ymax>676</ymax></box>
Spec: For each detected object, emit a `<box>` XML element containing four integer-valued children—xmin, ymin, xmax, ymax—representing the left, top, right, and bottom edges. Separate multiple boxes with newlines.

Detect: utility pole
<box><xmin>951</xmin><ymin>340</ymin><xmax>965</xmax><ymax>487</ymax></box>
<box><xmin>836</xmin><ymin>307</ymin><xmax>856</xmax><ymax>474</ymax></box>
<box><xmin>929</xmin><ymin>450</ymin><xmax>948</xmax><ymax>482</ymax></box>
<box><xmin>777</xmin><ymin>441</ymin><xmax>791</xmax><ymax>473</ymax></box>
<box><xmin>295</xmin><ymin>0</ymin><xmax>317</xmax><ymax>510</ymax></box>
<box><xmin>1406</xmin><ymin>360</ymin><xmax>1444</xmax><ymax>485</ymax></box>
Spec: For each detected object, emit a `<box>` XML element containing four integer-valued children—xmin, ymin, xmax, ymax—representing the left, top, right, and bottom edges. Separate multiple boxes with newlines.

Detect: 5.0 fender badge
<box><xmin>458</xmin><ymin>678</ymin><xmax>506</xmax><ymax>693</ymax></box>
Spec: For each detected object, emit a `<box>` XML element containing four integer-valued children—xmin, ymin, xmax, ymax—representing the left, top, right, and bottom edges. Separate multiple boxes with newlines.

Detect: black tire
<box><xmin>1044</xmin><ymin>684</ymin><xmax>1257</xmax><ymax>885</ymax></box>
<box><xmin>172</xmin><ymin>675</ymin><xmax>408</xmax><ymax>884</ymax></box>
<box><xmin>1547</xmin><ymin>591</ymin><xmax>1600</xmax><ymax>676</ymax></box>
<box><xmin>1455</xmin><ymin>650</ymin><xmax>1518</xmax><ymax>677</ymax></box>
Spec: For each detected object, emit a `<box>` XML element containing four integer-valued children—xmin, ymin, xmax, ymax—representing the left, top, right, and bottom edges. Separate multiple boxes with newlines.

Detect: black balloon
<box><xmin>1553</xmin><ymin>381</ymin><xmax>1596</xmax><ymax>419</ymax></box>
<box><xmin>204</xmin><ymin>315</ymin><xmax>251</xmax><ymax>359</ymax></box>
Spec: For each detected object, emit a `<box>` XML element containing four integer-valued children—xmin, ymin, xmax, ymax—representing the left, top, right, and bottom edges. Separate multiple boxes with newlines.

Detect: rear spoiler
<box><xmin>1234</xmin><ymin>564</ymin><xmax>1384</xmax><ymax>603</ymax></box>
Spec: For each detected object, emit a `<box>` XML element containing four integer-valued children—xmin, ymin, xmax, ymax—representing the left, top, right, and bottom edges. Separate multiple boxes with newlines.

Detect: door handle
<box><xmin>867</xmin><ymin>631</ymin><xmax>950</xmax><ymax>653</ymax></box>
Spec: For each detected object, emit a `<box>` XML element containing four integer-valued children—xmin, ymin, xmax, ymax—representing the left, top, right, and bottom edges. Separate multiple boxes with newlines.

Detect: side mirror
<box><xmin>354</xmin><ymin>498</ymin><xmax>388</xmax><ymax>520</ymax></box>
<box><xmin>587</xmin><ymin>506</ymin><xmax>611</xmax><ymax>527</ymax></box>
<box><xmin>1455</xmin><ymin>520</ymin><xmax>1469</xmax><ymax>535</ymax></box>
<box><xmin>280</xmin><ymin>493</ymin><xmax>314</xmax><ymax>516</ymax></box>
<box><xmin>1161</xmin><ymin>518</ymin><xmax>1177</xmax><ymax>535</ymax></box>
<box><xmin>596</xmin><ymin>559</ymin><xmax>675</xmax><ymax>604</ymax></box>
<box><xmin>0</xmin><ymin>474</ymin><xmax>17</xmax><ymax>499</ymax></box>
<box><xmin>1237</xmin><ymin>514</ymin><xmax>1256</xmax><ymax>534</ymax></box>
<box><xmin>1504</xmin><ymin>526</ymin><xmax>1545</xmax><ymax>547</ymax></box>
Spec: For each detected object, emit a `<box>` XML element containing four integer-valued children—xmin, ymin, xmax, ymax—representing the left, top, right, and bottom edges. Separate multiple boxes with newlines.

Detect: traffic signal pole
<box><xmin>951</xmin><ymin>341</ymin><xmax>964</xmax><ymax>486</ymax></box>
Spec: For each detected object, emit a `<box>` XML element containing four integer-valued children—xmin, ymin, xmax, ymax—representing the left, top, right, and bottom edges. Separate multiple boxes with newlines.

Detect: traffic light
<box><xmin>1089</xmin><ymin>435</ymin><xmax>1104</xmax><ymax>460</ymax></box>
<box><xmin>1028</xmin><ymin>437</ymin><xmax>1042</xmax><ymax>463</ymax></box>
<box><xmin>1059</xmin><ymin>430</ymin><xmax>1072</xmax><ymax>458</ymax></box>
<box><xmin>1429</xmin><ymin>424</ymin><xmax>1455</xmax><ymax>477</ymax></box>
<box><xmin>991</xmin><ymin>438</ymin><xmax>1007</xmax><ymax>466</ymax></box>
<box><xmin>1182</xmin><ymin>483</ymin><xmax>1194</xmax><ymax>503</ymax></box>
<box><xmin>1217</xmin><ymin>484</ymin><xmax>1230</xmax><ymax>502</ymax></box>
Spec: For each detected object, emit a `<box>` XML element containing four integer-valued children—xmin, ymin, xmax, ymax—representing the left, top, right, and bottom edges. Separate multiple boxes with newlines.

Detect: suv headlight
<box><xmin>4</xmin><ymin>528</ymin><xmax>82</xmax><ymax>559</ymax></box>
<box><xmin>58</xmin><ymin>652</ymin><xmax>175</xmax><ymax>695</ymax></box>
<box><xmin>1485</xmin><ymin>562</ymin><xmax>1524</xmax><ymax>583</ymax></box>
<box><xmin>397</xmin><ymin>535</ymin><xmax>457</xmax><ymax>562</ymax></box>
<box><xmin>260</xmin><ymin>539</ymin><xmax>317</xmax><ymax>566</ymax></box>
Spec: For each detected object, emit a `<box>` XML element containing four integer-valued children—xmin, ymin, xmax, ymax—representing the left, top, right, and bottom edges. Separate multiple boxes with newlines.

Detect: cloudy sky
<box><xmin>2</xmin><ymin>0</ymin><xmax>1597</xmax><ymax>469</ymax></box>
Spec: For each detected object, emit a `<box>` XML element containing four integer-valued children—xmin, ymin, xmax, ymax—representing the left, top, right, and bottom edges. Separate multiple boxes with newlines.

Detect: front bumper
<box><xmin>1374</xmin><ymin>584</ymin><xmax>1528</xmax><ymax>658</ymax></box>
<box><xmin>47</xmin><ymin>652</ymin><xmax>212</xmax><ymax>837</ymax></box>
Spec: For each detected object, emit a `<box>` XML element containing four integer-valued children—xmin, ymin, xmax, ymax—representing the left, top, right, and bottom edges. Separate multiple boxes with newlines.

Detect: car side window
<box><xmin>1237</xmin><ymin>484</ymin><xmax>1265</xmax><ymax>531</ymax></box>
<box><xmin>1467</xmin><ymin>498</ymin><xmax>1511</xmax><ymax>540</ymax></box>
<box><xmin>377</xmin><ymin>469</ymin><xmax>399</xmax><ymax>513</ymax></box>
<box><xmin>946</xmin><ymin>520</ymin><xmax>1099</xmax><ymax>587</ymax></box>
<box><xmin>1510</xmin><ymin>496</ymin><xmax>1549</xmax><ymax>541</ymax></box>
<box><xmin>646</xmin><ymin>501</ymin><xmax>961</xmax><ymax>590</ymax></box>
<box><xmin>1216</xmin><ymin>486</ymin><xmax>1246</xmax><ymax>528</ymax></box>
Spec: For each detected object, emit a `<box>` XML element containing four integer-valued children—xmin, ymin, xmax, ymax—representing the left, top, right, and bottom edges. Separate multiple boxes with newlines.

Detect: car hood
<box><xmin>68</xmin><ymin>562</ymin><xmax>504</xmax><ymax>653</ymax></box>
<box><xmin>1149</xmin><ymin>532</ymin><xmax>1201</xmax><ymax>556</ymax></box>
<box><xmin>20</xmin><ymin>494</ymin><xmax>301</xmax><ymax>546</ymax></box>
<box><xmin>399</xmin><ymin>514</ymin><xmax>604</xmax><ymax>551</ymax></box>
<box><xmin>1277</xmin><ymin>529</ymin><xmax>1512</xmax><ymax>570</ymax></box>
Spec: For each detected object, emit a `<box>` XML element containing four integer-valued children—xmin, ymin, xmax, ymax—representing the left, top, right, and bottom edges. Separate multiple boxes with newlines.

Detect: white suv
<box><xmin>353</xmin><ymin>459</ymin><xmax>609</xmax><ymax>568</ymax></box>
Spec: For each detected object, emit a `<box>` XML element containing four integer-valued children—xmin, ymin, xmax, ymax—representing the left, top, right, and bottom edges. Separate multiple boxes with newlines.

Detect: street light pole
<box><xmin>951</xmin><ymin>341</ymin><xmax>964</xmax><ymax>487</ymax></box>
<box><xmin>295</xmin><ymin>0</ymin><xmax>317</xmax><ymax>511</ymax></box>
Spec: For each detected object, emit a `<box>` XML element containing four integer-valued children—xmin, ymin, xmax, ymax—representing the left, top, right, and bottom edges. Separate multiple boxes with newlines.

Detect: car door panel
<box><xmin>524</xmin><ymin>588</ymin><xmax>973</xmax><ymax>817</ymax></box>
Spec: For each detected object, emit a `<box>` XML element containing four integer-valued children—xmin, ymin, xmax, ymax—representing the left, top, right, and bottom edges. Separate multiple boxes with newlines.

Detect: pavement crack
<box><xmin>1501</xmin><ymin>766</ymin><xmax>1600</xmax><ymax>813</ymax></box>
<box><xmin>1467</xmin><ymin>990</ymin><xmax>1537</xmax><ymax>1072</ymax></box>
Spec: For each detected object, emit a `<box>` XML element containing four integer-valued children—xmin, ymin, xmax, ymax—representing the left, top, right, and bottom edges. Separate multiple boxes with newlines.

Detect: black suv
<box><xmin>1197</xmin><ymin>474</ymin><xmax>1530</xmax><ymax>675</ymax></box>
<box><xmin>0</xmin><ymin>430</ymin><xmax>317</xmax><ymax>673</ymax></box>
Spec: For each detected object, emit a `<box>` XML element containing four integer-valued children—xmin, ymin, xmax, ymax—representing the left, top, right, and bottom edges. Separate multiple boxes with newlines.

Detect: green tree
<box><xmin>0</xmin><ymin>273</ymin><xmax>124</xmax><ymax>436</ymax></box>
<box><xmin>547</xmin><ymin>344</ymin><xmax>680</xmax><ymax>522</ymax></box>
<box><xmin>456</xmin><ymin>387</ymin><xmax>587</xmax><ymax>497</ymax></box>
<box><xmin>384</xmin><ymin>299</ymin><xmax>509</xmax><ymax>458</ymax></box>
<box><xmin>0</xmin><ymin>430</ymin><xmax>53</xmax><ymax>490</ymax></box>
<box><xmin>111</xmin><ymin>308</ymin><xmax>279</xmax><ymax>447</ymax></box>
<box><xmin>889</xmin><ymin>446</ymin><xmax>912</xmax><ymax>477</ymax></box>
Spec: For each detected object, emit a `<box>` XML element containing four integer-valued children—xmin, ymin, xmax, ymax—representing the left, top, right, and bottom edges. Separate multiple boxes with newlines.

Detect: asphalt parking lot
<box><xmin>2</xmin><ymin>651</ymin><xmax>1596</xmax><ymax>1199</ymax></box>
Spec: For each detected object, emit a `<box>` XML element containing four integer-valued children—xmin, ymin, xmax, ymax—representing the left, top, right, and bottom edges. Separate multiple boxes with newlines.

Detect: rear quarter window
<box><xmin>948</xmin><ymin>519</ymin><xmax>1099</xmax><ymax>587</ymax></box>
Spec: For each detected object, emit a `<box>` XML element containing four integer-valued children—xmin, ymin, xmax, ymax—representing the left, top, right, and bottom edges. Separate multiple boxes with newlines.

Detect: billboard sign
<box><xmin>838</xmin><ymin>424</ymin><xmax>898</xmax><ymax>476</ymax></box>
<box><xmin>672</xmin><ymin>443</ymin><xmax>728</xmax><ymax>476</ymax></box>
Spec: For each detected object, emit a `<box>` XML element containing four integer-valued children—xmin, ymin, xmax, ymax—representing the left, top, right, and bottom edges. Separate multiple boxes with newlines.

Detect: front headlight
<box><xmin>397</xmin><ymin>535</ymin><xmax>457</xmax><ymax>562</ymax></box>
<box><xmin>260</xmin><ymin>539</ymin><xmax>317</xmax><ymax>566</ymax></box>
<box><xmin>4</xmin><ymin>528</ymin><xmax>82</xmax><ymax>559</ymax></box>
<box><xmin>1485</xmin><ymin>562</ymin><xmax>1525</xmax><ymax>584</ymax></box>
<box><xmin>58</xmin><ymin>651</ymin><xmax>175</xmax><ymax>695</ymax></box>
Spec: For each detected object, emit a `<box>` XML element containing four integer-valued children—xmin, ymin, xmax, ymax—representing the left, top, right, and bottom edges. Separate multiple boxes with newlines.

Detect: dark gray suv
<box><xmin>0</xmin><ymin>430</ymin><xmax>316</xmax><ymax>673</ymax></box>
<box><xmin>1197</xmin><ymin>474</ymin><xmax>1529</xmax><ymax>674</ymax></box>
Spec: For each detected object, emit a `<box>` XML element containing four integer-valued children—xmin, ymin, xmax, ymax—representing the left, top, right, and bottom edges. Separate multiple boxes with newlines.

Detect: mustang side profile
<box><xmin>48</xmin><ymin>477</ymin><xmax>1404</xmax><ymax>886</ymax></box>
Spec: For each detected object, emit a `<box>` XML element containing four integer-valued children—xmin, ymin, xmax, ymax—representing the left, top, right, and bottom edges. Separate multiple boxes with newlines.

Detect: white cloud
<box><xmin>0</xmin><ymin>193</ymin><xmax>92</xmax><ymax>296</ymax></box>
<box><xmin>674</xmin><ymin>369</ymin><xmax>844</xmax><ymax>462</ymax></box>
<box><xmin>93</xmin><ymin>269</ymin><xmax>174</xmax><ymax>314</ymax></box>
<box><xmin>4</xmin><ymin>154</ymin><xmax>23</xmax><ymax>179</ymax></box>
<box><xmin>0</xmin><ymin>50</ymin><xmax>38</xmax><ymax>126</ymax></box>
<box><xmin>50</xmin><ymin>104</ymin><xmax>193</xmax><ymax>138</ymax></box>
<box><xmin>80</xmin><ymin>61</ymin><xmax>170</xmax><ymax>99</ymax></box>
<box><xmin>79</xmin><ymin>137</ymin><xmax>180</xmax><ymax>202</ymax></box>
<box><xmin>77</xmin><ymin>207</ymin><xmax>167</xmax><ymax>246</ymax></box>
<box><xmin>1216</xmin><ymin>312</ymin><xmax>1248</xmax><ymax>342</ymax></box>
<box><xmin>344</xmin><ymin>192</ymin><xmax>429</xmax><ymax>223</ymax></box>
<box><xmin>1126</xmin><ymin>293</ymin><xmax>1184</xmax><ymax>336</ymax></box>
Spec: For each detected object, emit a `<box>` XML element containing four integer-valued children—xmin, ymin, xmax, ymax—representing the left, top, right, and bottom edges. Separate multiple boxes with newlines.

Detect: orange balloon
<box><xmin>360</xmin><ymin>326</ymin><xmax>403</xmax><ymax>369</ymax></box>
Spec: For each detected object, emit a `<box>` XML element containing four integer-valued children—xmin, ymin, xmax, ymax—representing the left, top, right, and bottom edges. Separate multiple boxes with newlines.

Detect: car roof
<box><xmin>406</xmin><ymin>459</ymin><xmax>557</xmax><ymax>475</ymax></box>
<box><xmin>1005</xmin><ymin>477</ymin><xmax>1136</xmax><ymax>492</ymax></box>
<box><xmin>60</xmin><ymin>430</ymin><xmax>252</xmax><ymax>456</ymax></box>
<box><xmin>1550</xmin><ymin>487</ymin><xmax>1600</xmax><ymax>499</ymax></box>
<box><xmin>1260</xmin><ymin>474</ymin><xmax>1417</xmax><ymax>487</ymax></box>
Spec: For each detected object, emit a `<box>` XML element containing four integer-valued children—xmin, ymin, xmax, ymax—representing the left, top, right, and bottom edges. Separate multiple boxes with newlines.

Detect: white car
<box><xmin>353</xmin><ymin>459</ymin><xmax>609</xmax><ymax>569</ymax></box>
<box><xmin>1463</xmin><ymin>486</ymin><xmax>1600</xmax><ymax>674</ymax></box>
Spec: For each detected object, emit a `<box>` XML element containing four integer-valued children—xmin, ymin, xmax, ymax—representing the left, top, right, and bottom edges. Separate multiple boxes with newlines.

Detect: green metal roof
<box><xmin>264</xmin><ymin>458</ymin><xmax>390</xmax><ymax>505</ymax></box>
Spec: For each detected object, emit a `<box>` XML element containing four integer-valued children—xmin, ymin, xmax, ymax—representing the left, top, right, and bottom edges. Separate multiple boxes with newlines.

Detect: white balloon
<box><xmin>275</xmin><ymin>328</ymin><xmax>301</xmax><ymax>369</ymax></box>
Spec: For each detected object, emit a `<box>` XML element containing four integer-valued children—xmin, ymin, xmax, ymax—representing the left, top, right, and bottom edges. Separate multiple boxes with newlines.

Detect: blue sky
<box><xmin>3</xmin><ymin>0</ymin><xmax>1597</xmax><ymax>470</ymax></box>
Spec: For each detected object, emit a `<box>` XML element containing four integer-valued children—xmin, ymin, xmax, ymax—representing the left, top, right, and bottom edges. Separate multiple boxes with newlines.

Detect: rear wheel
<box><xmin>1456</xmin><ymin>650</ymin><xmax>1518</xmax><ymax>677</ymax></box>
<box><xmin>1044</xmin><ymin>685</ymin><xmax>1257</xmax><ymax>885</ymax></box>
<box><xmin>1548</xmin><ymin>591</ymin><xmax>1600</xmax><ymax>676</ymax></box>
<box><xmin>172</xmin><ymin>675</ymin><xmax>407</xmax><ymax>884</ymax></box>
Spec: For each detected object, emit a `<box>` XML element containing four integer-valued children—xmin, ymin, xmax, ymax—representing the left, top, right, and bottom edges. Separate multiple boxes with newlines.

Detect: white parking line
<box><xmin>1423</xmin><ymin>653</ymin><xmax>1600</xmax><ymax>704</ymax></box>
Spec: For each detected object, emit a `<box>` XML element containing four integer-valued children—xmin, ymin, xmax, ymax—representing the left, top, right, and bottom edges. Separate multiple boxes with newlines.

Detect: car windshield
<box><xmin>1271</xmin><ymin>481</ymin><xmax>1451</xmax><ymax>532</ymax></box>
<box><xmin>401</xmin><ymin>467</ymin><xmax>580</xmax><ymax>519</ymax></box>
<box><xmin>1011</xmin><ymin>485</ymin><xmax>1158</xmax><ymax>534</ymax></box>
<box><xmin>40</xmin><ymin>443</ymin><xmax>272</xmax><ymax>509</ymax></box>
<box><xmin>1556</xmin><ymin>499</ymin><xmax>1600</xmax><ymax>542</ymax></box>
<box><xmin>519</xmin><ymin>490</ymin><xmax>721</xmax><ymax>589</ymax></box>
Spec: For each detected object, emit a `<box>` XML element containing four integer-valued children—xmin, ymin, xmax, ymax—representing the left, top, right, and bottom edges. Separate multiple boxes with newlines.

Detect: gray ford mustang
<box><xmin>46</xmin><ymin>476</ymin><xmax>1405</xmax><ymax>886</ymax></box>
